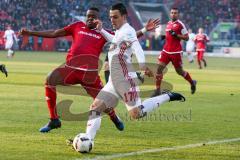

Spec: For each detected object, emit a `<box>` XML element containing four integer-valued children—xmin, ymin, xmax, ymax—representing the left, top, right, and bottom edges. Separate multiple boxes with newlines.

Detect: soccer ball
<box><xmin>72</xmin><ymin>133</ymin><xmax>93</xmax><ymax>153</ymax></box>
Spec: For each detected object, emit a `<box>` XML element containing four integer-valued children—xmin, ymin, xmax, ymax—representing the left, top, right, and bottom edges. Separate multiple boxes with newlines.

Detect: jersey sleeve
<box><xmin>64</xmin><ymin>21</ymin><xmax>83</xmax><ymax>35</ymax></box>
<box><xmin>100</xmin><ymin>29</ymin><xmax>114</xmax><ymax>42</ymax></box>
<box><xmin>123</xmin><ymin>29</ymin><xmax>138</xmax><ymax>43</ymax></box>
<box><xmin>180</xmin><ymin>23</ymin><xmax>188</xmax><ymax>35</ymax></box>
<box><xmin>124</xmin><ymin>28</ymin><xmax>145</xmax><ymax>67</ymax></box>
<box><xmin>105</xmin><ymin>29</ymin><xmax>114</xmax><ymax>35</ymax></box>
<box><xmin>131</xmin><ymin>40</ymin><xmax>145</xmax><ymax>69</ymax></box>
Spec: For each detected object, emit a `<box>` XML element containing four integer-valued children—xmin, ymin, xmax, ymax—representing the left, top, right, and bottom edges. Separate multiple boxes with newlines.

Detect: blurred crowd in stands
<box><xmin>176</xmin><ymin>0</ymin><xmax>239</xmax><ymax>34</ymax></box>
<box><xmin>0</xmin><ymin>0</ymin><xmax>128</xmax><ymax>31</ymax></box>
<box><xmin>0</xmin><ymin>0</ymin><xmax>239</xmax><ymax>51</ymax></box>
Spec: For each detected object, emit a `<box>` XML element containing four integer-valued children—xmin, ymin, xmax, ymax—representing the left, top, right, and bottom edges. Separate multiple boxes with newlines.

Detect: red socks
<box><xmin>108</xmin><ymin>109</ymin><xmax>117</xmax><ymax>120</ymax></box>
<box><xmin>156</xmin><ymin>74</ymin><xmax>163</xmax><ymax>89</ymax></box>
<box><xmin>45</xmin><ymin>84</ymin><xmax>58</xmax><ymax>119</ymax></box>
<box><xmin>183</xmin><ymin>72</ymin><xmax>193</xmax><ymax>85</ymax></box>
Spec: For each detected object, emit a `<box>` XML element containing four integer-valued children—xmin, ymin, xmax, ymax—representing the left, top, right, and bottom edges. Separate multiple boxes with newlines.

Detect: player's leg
<box><xmin>172</xmin><ymin>53</ymin><xmax>197</xmax><ymax>94</ymax></box>
<box><xmin>5</xmin><ymin>42</ymin><xmax>11</xmax><ymax>58</ymax></box>
<box><xmin>202</xmin><ymin>59</ymin><xmax>207</xmax><ymax>67</ymax></box>
<box><xmin>113</xmin><ymin>65</ymin><xmax>185</xmax><ymax>119</ymax></box>
<box><xmin>0</xmin><ymin>64</ymin><xmax>8</xmax><ymax>77</ymax></box>
<box><xmin>187</xmin><ymin>44</ymin><xmax>195</xmax><ymax>63</ymax></box>
<box><xmin>86</xmin><ymin>99</ymin><xmax>104</xmax><ymax>141</ymax></box>
<box><xmin>128</xmin><ymin>92</ymin><xmax>185</xmax><ymax>119</ymax></box>
<box><xmin>202</xmin><ymin>52</ymin><xmax>207</xmax><ymax>67</ymax></box>
<box><xmin>103</xmin><ymin>61</ymin><xmax>110</xmax><ymax>83</ymax></box>
<box><xmin>197</xmin><ymin>51</ymin><xmax>202</xmax><ymax>69</ymax></box>
<box><xmin>5</xmin><ymin>41</ymin><xmax>14</xmax><ymax>58</ymax></box>
<box><xmin>7</xmin><ymin>49</ymin><xmax>13</xmax><ymax>58</ymax></box>
<box><xmin>152</xmin><ymin>51</ymin><xmax>169</xmax><ymax>97</ymax></box>
<box><xmin>80</xmin><ymin>72</ymin><xmax>124</xmax><ymax>131</ymax></box>
<box><xmin>104</xmin><ymin>70</ymin><xmax>110</xmax><ymax>83</ymax></box>
<box><xmin>187</xmin><ymin>51</ymin><xmax>194</xmax><ymax>63</ymax></box>
<box><xmin>68</xmin><ymin>93</ymin><xmax>118</xmax><ymax>147</ymax></box>
<box><xmin>40</xmin><ymin>65</ymin><xmax>75</xmax><ymax>132</ymax></box>
<box><xmin>85</xmin><ymin>84</ymin><xmax>119</xmax><ymax>141</ymax></box>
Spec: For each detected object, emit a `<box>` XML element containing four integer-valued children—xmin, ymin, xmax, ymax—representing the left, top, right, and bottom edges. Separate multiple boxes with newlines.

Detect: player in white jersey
<box><xmin>3</xmin><ymin>25</ymin><xmax>18</xmax><ymax>58</ymax></box>
<box><xmin>186</xmin><ymin>29</ymin><xmax>195</xmax><ymax>63</ymax></box>
<box><xmin>80</xmin><ymin>3</ymin><xmax>186</xmax><ymax>146</ymax></box>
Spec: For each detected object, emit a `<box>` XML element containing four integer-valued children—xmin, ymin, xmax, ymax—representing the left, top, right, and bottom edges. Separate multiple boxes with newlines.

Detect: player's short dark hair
<box><xmin>171</xmin><ymin>7</ymin><xmax>179</xmax><ymax>12</ymax></box>
<box><xmin>88</xmin><ymin>7</ymin><xmax>99</xmax><ymax>12</ymax></box>
<box><xmin>111</xmin><ymin>3</ymin><xmax>128</xmax><ymax>15</ymax></box>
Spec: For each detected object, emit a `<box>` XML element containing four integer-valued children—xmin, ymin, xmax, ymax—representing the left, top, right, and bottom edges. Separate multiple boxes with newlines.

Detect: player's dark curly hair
<box><xmin>88</xmin><ymin>7</ymin><xmax>99</xmax><ymax>12</ymax></box>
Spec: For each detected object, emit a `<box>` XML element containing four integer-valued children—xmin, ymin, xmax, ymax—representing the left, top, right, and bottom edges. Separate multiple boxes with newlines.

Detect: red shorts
<box><xmin>47</xmin><ymin>65</ymin><xmax>103</xmax><ymax>98</ymax></box>
<box><xmin>197</xmin><ymin>51</ymin><xmax>204</xmax><ymax>61</ymax></box>
<box><xmin>158</xmin><ymin>51</ymin><xmax>183</xmax><ymax>68</ymax></box>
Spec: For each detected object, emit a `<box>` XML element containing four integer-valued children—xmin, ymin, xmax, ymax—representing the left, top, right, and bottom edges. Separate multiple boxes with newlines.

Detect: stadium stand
<box><xmin>0</xmin><ymin>0</ymin><xmax>239</xmax><ymax>51</ymax></box>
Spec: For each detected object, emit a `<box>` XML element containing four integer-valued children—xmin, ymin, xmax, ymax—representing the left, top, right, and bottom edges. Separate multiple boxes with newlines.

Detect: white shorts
<box><xmin>5</xmin><ymin>40</ymin><xmax>13</xmax><ymax>50</ymax></box>
<box><xmin>186</xmin><ymin>44</ymin><xmax>194</xmax><ymax>52</ymax></box>
<box><xmin>97</xmin><ymin>73</ymin><xmax>142</xmax><ymax>111</ymax></box>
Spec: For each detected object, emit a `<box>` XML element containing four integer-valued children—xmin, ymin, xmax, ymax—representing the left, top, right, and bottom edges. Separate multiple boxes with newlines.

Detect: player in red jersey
<box><xmin>194</xmin><ymin>28</ymin><xmax>209</xmax><ymax>69</ymax></box>
<box><xmin>152</xmin><ymin>7</ymin><xmax>197</xmax><ymax>96</ymax></box>
<box><xmin>20</xmin><ymin>7</ymin><xmax>160</xmax><ymax>132</ymax></box>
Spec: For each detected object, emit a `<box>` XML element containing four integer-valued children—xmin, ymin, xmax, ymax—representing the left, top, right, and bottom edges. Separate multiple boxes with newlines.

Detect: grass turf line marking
<box><xmin>75</xmin><ymin>137</ymin><xmax>240</xmax><ymax>160</ymax></box>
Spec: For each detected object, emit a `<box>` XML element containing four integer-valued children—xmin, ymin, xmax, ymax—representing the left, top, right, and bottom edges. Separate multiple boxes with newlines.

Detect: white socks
<box><xmin>86</xmin><ymin>111</ymin><xmax>101</xmax><ymax>140</ymax></box>
<box><xmin>7</xmin><ymin>49</ymin><xmax>14</xmax><ymax>57</ymax></box>
<box><xmin>187</xmin><ymin>52</ymin><xmax>194</xmax><ymax>62</ymax></box>
<box><xmin>141</xmin><ymin>94</ymin><xmax>170</xmax><ymax>114</ymax></box>
<box><xmin>85</xmin><ymin>95</ymin><xmax>170</xmax><ymax>139</ymax></box>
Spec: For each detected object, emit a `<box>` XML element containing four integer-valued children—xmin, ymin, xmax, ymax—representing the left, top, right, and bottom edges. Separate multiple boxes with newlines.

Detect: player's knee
<box><xmin>46</xmin><ymin>72</ymin><xmax>54</xmax><ymax>85</ymax></box>
<box><xmin>46</xmin><ymin>71</ymin><xmax>63</xmax><ymax>85</ymax></box>
<box><xmin>90</xmin><ymin>98</ymin><xmax>106</xmax><ymax>113</ymax></box>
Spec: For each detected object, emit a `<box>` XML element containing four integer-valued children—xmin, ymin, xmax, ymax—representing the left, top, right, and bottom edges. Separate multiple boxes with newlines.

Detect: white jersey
<box><xmin>3</xmin><ymin>29</ymin><xmax>17</xmax><ymax>42</ymax></box>
<box><xmin>108</xmin><ymin>23</ymin><xmax>145</xmax><ymax>70</ymax></box>
<box><xmin>99</xmin><ymin>23</ymin><xmax>145</xmax><ymax>110</ymax></box>
<box><xmin>186</xmin><ymin>33</ymin><xmax>195</xmax><ymax>52</ymax></box>
<box><xmin>4</xmin><ymin>29</ymin><xmax>17</xmax><ymax>50</ymax></box>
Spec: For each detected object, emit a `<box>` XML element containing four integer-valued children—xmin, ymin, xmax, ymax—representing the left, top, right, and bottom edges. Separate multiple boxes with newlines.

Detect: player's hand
<box><xmin>169</xmin><ymin>30</ymin><xmax>178</xmax><ymax>37</ymax></box>
<box><xmin>141</xmin><ymin>66</ymin><xmax>154</xmax><ymax>77</ymax></box>
<box><xmin>145</xmin><ymin>18</ymin><xmax>160</xmax><ymax>32</ymax></box>
<box><xmin>19</xmin><ymin>28</ymin><xmax>30</xmax><ymax>36</ymax></box>
<box><xmin>94</xmin><ymin>19</ymin><xmax>103</xmax><ymax>31</ymax></box>
<box><xmin>145</xmin><ymin>67</ymin><xmax>154</xmax><ymax>77</ymax></box>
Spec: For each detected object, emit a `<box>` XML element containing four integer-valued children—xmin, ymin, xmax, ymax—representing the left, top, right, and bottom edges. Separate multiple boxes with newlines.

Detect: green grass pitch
<box><xmin>0</xmin><ymin>51</ymin><xmax>240</xmax><ymax>160</ymax></box>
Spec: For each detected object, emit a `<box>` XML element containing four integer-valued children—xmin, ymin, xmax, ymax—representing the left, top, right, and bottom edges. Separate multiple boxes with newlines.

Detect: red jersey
<box><xmin>64</xmin><ymin>21</ymin><xmax>108</xmax><ymax>70</ymax></box>
<box><xmin>195</xmin><ymin>33</ymin><xmax>209</xmax><ymax>51</ymax></box>
<box><xmin>163</xmin><ymin>20</ymin><xmax>188</xmax><ymax>54</ymax></box>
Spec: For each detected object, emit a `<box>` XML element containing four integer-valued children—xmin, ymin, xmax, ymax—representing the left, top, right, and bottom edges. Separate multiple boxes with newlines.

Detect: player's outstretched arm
<box><xmin>13</xmin><ymin>32</ymin><xmax>18</xmax><ymax>42</ymax></box>
<box><xmin>130</xmin><ymin>40</ymin><xmax>153</xmax><ymax>77</ymax></box>
<box><xmin>94</xmin><ymin>19</ymin><xmax>114</xmax><ymax>42</ymax></box>
<box><xmin>206</xmin><ymin>35</ymin><xmax>210</xmax><ymax>42</ymax></box>
<box><xmin>136</xmin><ymin>18</ymin><xmax>160</xmax><ymax>38</ymax></box>
<box><xmin>19</xmin><ymin>28</ymin><xmax>67</xmax><ymax>38</ymax></box>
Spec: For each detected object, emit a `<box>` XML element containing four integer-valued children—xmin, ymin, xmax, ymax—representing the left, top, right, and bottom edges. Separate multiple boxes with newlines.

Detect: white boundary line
<box><xmin>75</xmin><ymin>137</ymin><xmax>240</xmax><ymax>160</ymax></box>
